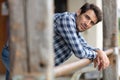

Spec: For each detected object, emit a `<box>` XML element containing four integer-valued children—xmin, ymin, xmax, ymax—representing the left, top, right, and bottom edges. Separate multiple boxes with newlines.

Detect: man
<box><xmin>2</xmin><ymin>2</ymin><xmax>109</xmax><ymax>80</ymax></box>
<box><xmin>54</xmin><ymin>3</ymin><xmax>109</xmax><ymax>70</ymax></box>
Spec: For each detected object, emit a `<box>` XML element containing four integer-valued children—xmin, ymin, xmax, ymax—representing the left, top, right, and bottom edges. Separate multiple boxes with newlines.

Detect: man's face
<box><xmin>76</xmin><ymin>9</ymin><xmax>98</xmax><ymax>32</ymax></box>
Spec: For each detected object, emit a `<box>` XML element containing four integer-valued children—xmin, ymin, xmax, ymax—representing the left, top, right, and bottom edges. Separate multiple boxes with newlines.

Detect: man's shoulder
<box><xmin>54</xmin><ymin>12</ymin><xmax>75</xmax><ymax>18</ymax></box>
<box><xmin>54</xmin><ymin>12</ymin><xmax>69</xmax><ymax>15</ymax></box>
<box><xmin>54</xmin><ymin>12</ymin><xmax>68</xmax><ymax>18</ymax></box>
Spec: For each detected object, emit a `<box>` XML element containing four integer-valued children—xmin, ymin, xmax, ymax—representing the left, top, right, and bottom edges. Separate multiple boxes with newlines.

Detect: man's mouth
<box><xmin>81</xmin><ymin>24</ymin><xmax>86</xmax><ymax>30</ymax></box>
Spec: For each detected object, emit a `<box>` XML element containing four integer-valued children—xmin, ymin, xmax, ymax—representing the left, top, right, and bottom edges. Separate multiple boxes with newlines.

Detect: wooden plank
<box><xmin>8</xmin><ymin>0</ymin><xmax>54</xmax><ymax>79</ymax></box>
<box><xmin>8</xmin><ymin>0</ymin><xmax>28</xmax><ymax>78</ymax></box>
<box><xmin>26</xmin><ymin>0</ymin><xmax>54</xmax><ymax>80</ymax></box>
<box><xmin>102</xmin><ymin>0</ymin><xmax>119</xmax><ymax>80</ymax></box>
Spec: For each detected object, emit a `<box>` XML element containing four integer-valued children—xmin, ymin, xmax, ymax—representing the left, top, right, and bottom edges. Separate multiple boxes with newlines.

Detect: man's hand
<box><xmin>93</xmin><ymin>50</ymin><xmax>110</xmax><ymax>71</ymax></box>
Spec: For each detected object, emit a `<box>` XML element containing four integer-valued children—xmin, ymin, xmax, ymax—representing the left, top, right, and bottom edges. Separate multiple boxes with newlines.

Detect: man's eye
<box><xmin>85</xmin><ymin>15</ymin><xmax>90</xmax><ymax>19</ymax></box>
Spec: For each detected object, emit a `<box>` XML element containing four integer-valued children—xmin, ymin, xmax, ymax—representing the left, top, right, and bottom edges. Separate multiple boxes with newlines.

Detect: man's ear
<box><xmin>76</xmin><ymin>9</ymin><xmax>81</xmax><ymax>16</ymax></box>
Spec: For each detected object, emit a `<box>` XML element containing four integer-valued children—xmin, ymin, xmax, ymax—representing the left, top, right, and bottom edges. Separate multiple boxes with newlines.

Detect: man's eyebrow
<box><xmin>86</xmin><ymin>14</ymin><xmax>96</xmax><ymax>24</ymax></box>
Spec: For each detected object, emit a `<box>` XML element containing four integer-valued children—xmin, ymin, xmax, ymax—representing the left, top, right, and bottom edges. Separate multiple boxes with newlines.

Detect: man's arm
<box><xmin>78</xmin><ymin>34</ymin><xmax>110</xmax><ymax>70</ymax></box>
<box><xmin>78</xmin><ymin>33</ymin><xmax>99</xmax><ymax>51</ymax></box>
<box><xmin>77</xmin><ymin>32</ymin><xmax>110</xmax><ymax>70</ymax></box>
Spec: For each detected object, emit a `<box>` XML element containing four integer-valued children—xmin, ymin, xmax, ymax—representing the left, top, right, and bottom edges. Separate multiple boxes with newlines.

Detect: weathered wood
<box><xmin>9</xmin><ymin>0</ymin><xmax>54</xmax><ymax>80</ymax></box>
<box><xmin>102</xmin><ymin>0</ymin><xmax>119</xmax><ymax>80</ymax></box>
<box><xmin>8</xmin><ymin>0</ymin><xmax>28</xmax><ymax>79</ymax></box>
<box><xmin>26</xmin><ymin>0</ymin><xmax>54</xmax><ymax>80</ymax></box>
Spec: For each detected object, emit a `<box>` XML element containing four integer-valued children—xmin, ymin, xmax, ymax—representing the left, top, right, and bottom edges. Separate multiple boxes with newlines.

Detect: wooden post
<box><xmin>8</xmin><ymin>0</ymin><xmax>54</xmax><ymax>80</ymax></box>
<box><xmin>26</xmin><ymin>0</ymin><xmax>54</xmax><ymax>80</ymax></box>
<box><xmin>102</xmin><ymin>0</ymin><xmax>119</xmax><ymax>80</ymax></box>
<box><xmin>8</xmin><ymin>0</ymin><xmax>28</xmax><ymax>78</ymax></box>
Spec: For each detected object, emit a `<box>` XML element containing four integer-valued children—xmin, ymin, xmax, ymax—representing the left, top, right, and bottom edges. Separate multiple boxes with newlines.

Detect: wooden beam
<box><xmin>26</xmin><ymin>0</ymin><xmax>54</xmax><ymax>79</ymax></box>
<box><xmin>9</xmin><ymin>0</ymin><xmax>54</xmax><ymax>80</ymax></box>
<box><xmin>102</xmin><ymin>0</ymin><xmax>119</xmax><ymax>80</ymax></box>
<box><xmin>9</xmin><ymin>0</ymin><xmax>28</xmax><ymax>78</ymax></box>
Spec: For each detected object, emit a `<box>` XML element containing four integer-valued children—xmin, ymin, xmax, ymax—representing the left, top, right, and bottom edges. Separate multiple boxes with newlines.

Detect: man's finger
<box><xmin>98</xmin><ymin>62</ymin><xmax>103</xmax><ymax>71</ymax></box>
<box><xmin>94</xmin><ymin>59</ymin><xmax>97</xmax><ymax>68</ymax></box>
<box><xmin>97</xmin><ymin>57</ymin><xmax>100</xmax><ymax>65</ymax></box>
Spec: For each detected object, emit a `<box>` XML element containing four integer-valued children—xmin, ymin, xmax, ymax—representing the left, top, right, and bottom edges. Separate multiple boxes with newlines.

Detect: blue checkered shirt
<box><xmin>54</xmin><ymin>12</ymin><xmax>99</xmax><ymax>66</ymax></box>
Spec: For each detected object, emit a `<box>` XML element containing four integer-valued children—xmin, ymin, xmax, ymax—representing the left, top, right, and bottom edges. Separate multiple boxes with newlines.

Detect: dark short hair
<box><xmin>80</xmin><ymin>3</ymin><xmax>102</xmax><ymax>23</ymax></box>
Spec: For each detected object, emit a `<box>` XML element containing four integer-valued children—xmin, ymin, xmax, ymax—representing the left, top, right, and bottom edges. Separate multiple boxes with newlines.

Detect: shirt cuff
<box><xmin>92</xmin><ymin>48</ymin><xmax>100</xmax><ymax>51</ymax></box>
<box><xmin>89</xmin><ymin>50</ymin><xmax>97</xmax><ymax>61</ymax></box>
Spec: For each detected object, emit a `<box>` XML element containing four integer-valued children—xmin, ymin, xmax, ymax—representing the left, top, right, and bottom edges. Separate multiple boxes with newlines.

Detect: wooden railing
<box><xmin>54</xmin><ymin>48</ymin><xmax>114</xmax><ymax>77</ymax></box>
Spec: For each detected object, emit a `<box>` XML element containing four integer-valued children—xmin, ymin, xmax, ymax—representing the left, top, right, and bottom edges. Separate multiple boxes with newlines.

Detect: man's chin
<box><xmin>77</xmin><ymin>26</ymin><xmax>86</xmax><ymax>32</ymax></box>
<box><xmin>79</xmin><ymin>30</ymin><xmax>84</xmax><ymax>32</ymax></box>
<box><xmin>77</xmin><ymin>29</ymin><xmax>84</xmax><ymax>32</ymax></box>
<box><xmin>77</xmin><ymin>27</ymin><xmax>83</xmax><ymax>32</ymax></box>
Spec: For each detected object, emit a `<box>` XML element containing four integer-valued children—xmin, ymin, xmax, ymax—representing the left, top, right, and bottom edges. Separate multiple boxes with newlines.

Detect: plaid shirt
<box><xmin>54</xmin><ymin>12</ymin><xmax>99</xmax><ymax>66</ymax></box>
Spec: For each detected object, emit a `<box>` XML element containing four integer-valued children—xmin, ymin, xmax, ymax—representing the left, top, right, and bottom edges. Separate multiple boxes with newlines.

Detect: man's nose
<box><xmin>86</xmin><ymin>20</ymin><xmax>91</xmax><ymax>25</ymax></box>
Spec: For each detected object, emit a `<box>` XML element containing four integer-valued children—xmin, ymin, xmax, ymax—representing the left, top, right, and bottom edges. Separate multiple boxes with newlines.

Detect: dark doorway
<box><xmin>54</xmin><ymin>0</ymin><xmax>67</xmax><ymax>13</ymax></box>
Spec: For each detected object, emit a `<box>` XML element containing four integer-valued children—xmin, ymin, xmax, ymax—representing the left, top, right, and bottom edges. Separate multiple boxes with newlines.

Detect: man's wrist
<box><xmin>89</xmin><ymin>58</ymin><xmax>94</xmax><ymax>62</ymax></box>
